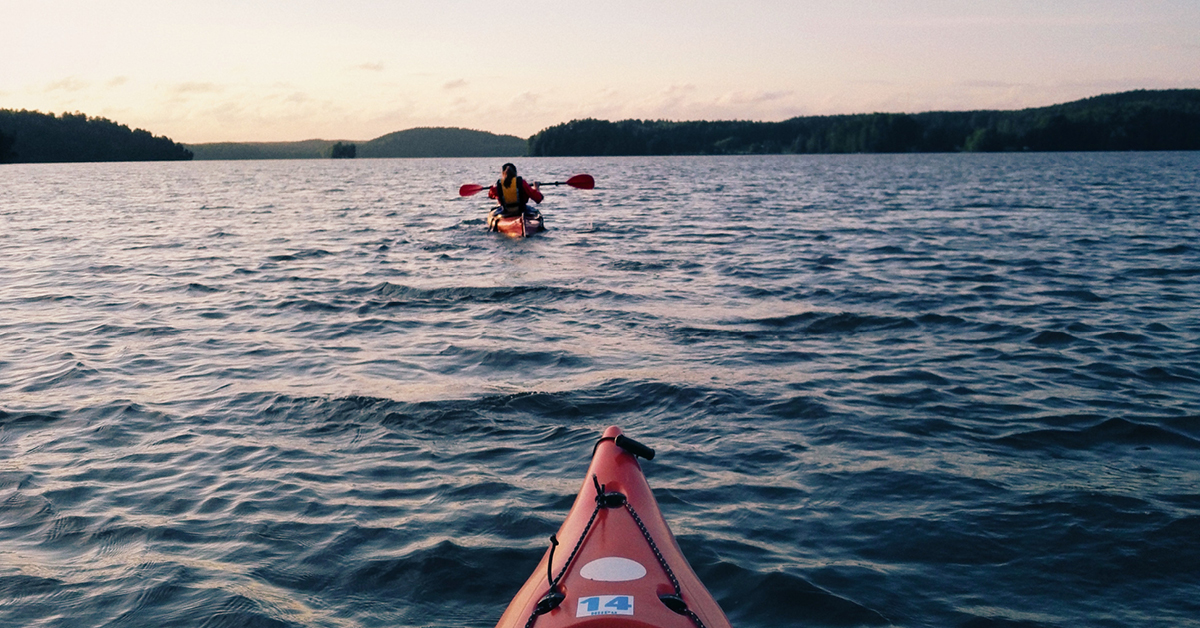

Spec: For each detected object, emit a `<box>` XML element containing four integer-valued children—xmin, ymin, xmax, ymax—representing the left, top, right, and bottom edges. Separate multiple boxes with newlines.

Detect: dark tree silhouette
<box><xmin>0</xmin><ymin>129</ymin><xmax>15</xmax><ymax>163</ymax></box>
<box><xmin>0</xmin><ymin>109</ymin><xmax>193</xmax><ymax>163</ymax></box>
<box><xmin>528</xmin><ymin>90</ymin><xmax>1200</xmax><ymax>156</ymax></box>
<box><xmin>330</xmin><ymin>142</ymin><xmax>356</xmax><ymax>158</ymax></box>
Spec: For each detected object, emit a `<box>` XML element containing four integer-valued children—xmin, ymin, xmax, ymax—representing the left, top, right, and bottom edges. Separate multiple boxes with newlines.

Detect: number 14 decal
<box><xmin>577</xmin><ymin>595</ymin><xmax>634</xmax><ymax>617</ymax></box>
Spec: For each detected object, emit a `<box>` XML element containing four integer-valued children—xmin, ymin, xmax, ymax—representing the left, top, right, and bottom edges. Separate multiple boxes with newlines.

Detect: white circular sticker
<box><xmin>580</xmin><ymin>557</ymin><xmax>647</xmax><ymax>582</ymax></box>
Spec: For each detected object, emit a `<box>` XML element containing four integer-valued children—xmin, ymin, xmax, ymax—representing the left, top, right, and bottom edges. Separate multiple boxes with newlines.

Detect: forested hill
<box><xmin>187</xmin><ymin>127</ymin><xmax>527</xmax><ymax>160</ymax></box>
<box><xmin>360</xmin><ymin>127</ymin><xmax>527</xmax><ymax>158</ymax></box>
<box><xmin>0</xmin><ymin>110</ymin><xmax>193</xmax><ymax>163</ymax></box>
<box><xmin>528</xmin><ymin>89</ymin><xmax>1200</xmax><ymax>156</ymax></box>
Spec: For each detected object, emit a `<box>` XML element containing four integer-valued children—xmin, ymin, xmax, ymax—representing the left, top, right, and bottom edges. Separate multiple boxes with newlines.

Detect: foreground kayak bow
<box><xmin>494</xmin><ymin>426</ymin><xmax>732</xmax><ymax>628</ymax></box>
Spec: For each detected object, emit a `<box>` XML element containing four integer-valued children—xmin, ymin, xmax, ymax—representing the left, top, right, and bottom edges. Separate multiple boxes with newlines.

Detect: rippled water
<box><xmin>2</xmin><ymin>153</ymin><xmax>1199</xmax><ymax>628</ymax></box>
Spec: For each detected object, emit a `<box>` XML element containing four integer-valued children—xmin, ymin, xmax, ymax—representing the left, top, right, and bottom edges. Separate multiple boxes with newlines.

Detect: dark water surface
<box><xmin>2</xmin><ymin>153</ymin><xmax>1198</xmax><ymax>627</ymax></box>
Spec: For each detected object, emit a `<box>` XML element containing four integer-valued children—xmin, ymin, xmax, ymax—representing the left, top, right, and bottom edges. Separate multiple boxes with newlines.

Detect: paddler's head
<box><xmin>501</xmin><ymin>163</ymin><xmax>517</xmax><ymax>185</ymax></box>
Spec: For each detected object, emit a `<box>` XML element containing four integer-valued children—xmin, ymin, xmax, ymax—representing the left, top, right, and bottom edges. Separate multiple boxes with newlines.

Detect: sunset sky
<box><xmin>4</xmin><ymin>0</ymin><xmax>1198</xmax><ymax>143</ymax></box>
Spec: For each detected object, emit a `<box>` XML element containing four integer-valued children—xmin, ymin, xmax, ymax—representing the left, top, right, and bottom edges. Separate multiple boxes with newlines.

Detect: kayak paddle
<box><xmin>458</xmin><ymin>174</ymin><xmax>595</xmax><ymax>197</ymax></box>
<box><xmin>537</xmin><ymin>174</ymin><xmax>595</xmax><ymax>189</ymax></box>
<box><xmin>458</xmin><ymin>183</ymin><xmax>489</xmax><ymax>196</ymax></box>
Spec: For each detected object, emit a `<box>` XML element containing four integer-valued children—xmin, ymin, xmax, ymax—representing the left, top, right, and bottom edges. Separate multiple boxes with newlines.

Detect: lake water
<box><xmin>1</xmin><ymin>153</ymin><xmax>1198</xmax><ymax>628</ymax></box>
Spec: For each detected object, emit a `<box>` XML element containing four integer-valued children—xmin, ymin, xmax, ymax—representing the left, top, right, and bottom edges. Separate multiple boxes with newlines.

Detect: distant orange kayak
<box><xmin>494</xmin><ymin>426</ymin><xmax>732</xmax><ymax>628</ymax></box>
<box><xmin>488</xmin><ymin>211</ymin><xmax>545</xmax><ymax>238</ymax></box>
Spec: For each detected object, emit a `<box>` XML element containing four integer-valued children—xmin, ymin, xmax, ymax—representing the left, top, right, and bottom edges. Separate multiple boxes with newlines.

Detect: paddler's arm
<box><xmin>524</xmin><ymin>179</ymin><xmax>544</xmax><ymax>204</ymax></box>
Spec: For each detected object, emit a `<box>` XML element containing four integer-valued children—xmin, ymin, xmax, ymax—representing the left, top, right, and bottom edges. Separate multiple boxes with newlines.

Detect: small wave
<box><xmin>732</xmin><ymin>311</ymin><xmax>919</xmax><ymax>336</ymax></box>
<box><xmin>185</xmin><ymin>282</ymin><xmax>221</xmax><ymax>293</ymax></box>
<box><xmin>1138</xmin><ymin>367</ymin><xmax>1200</xmax><ymax>384</ymax></box>
<box><xmin>434</xmin><ymin>345</ymin><xmax>589</xmax><ymax>372</ymax></box>
<box><xmin>865</xmin><ymin>370</ymin><xmax>951</xmax><ymax>385</ymax></box>
<box><xmin>870</xmin><ymin>386</ymin><xmax>949</xmax><ymax>407</ymax></box>
<box><xmin>18</xmin><ymin>361</ymin><xmax>101</xmax><ymax>393</ymax></box>
<box><xmin>1037</xmin><ymin>289</ymin><xmax>1107</xmax><ymax>303</ymax></box>
<box><xmin>272</xmin><ymin>298</ymin><xmax>344</xmax><ymax>313</ymax></box>
<box><xmin>268</xmin><ymin>249</ymin><xmax>334</xmax><ymax>262</ymax></box>
<box><xmin>707</xmin><ymin>563</ymin><xmax>890</xmax><ymax>626</ymax></box>
<box><xmin>0</xmin><ymin>410</ymin><xmax>63</xmax><ymax>430</ymax></box>
<box><xmin>0</xmin><ymin>575</ymin><xmax>64</xmax><ymax>600</ymax></box>
<box><xmin>19</xmin><ymin>293</ymin><xmax>79</xmax><ymax>303</ymax></box>
<box><xmin>331</xmin><ymin>539</ymin><xmax>505</xmax><ymax>602</ymax></box>
<box><xmin>1095</xmin><ymin>331</ymin><xmax>1150</xmax><ymax>343</ymax></box>
<box><xmin>1123</xmin><ymin>266</ymin><xmax>1200</xmax><ymax>279</ymax></box>
<box><xmin>915</xmin><ymin>313</ymin><xmax>969</xmax><ymax>327</ymax></box>
<box><xmin>995</xmin><ymin>417</ymin><xmax>1200</xmax><ymax>451</ymax></box>
<box><xmin>1084</xmin><ymin>361</ymin><xmax>1141</xmax><ymax>380</ymax></box>
<box><xmin>357</xmin><ymin>282</ymin><xmax>593</xmax><ymax>309</ymax></box>
<box><xmin>238</xmin><ymin>380</ymin><xmax>755</xmax><ymax>437</ymax></box>
<box><xmin>87</xmin><ymin>264</ymin><xmax>130</xmax><ymax>274</ymax></box>
<box><xmin>122</xmin><ymin>242</ymin><xmax>184</xmax><ymax>251</ymax></box>
<box><xmin>607</xmin><ymin>259</ymin><xmax>674</xmax><ymax>272</ymax></box>
<box><xmin>1030</xmin><ymin>330</ymin><xmax>1080</xmax><ymax>346</ymax></box>
<box><xmin>761</xmin><ymin>395</ymin><xmax>831</xmax><ymax>420</ymax></box>
<box><xmin>947</xmin><ymin>273</ymin><xmax>1006</xmax><ymax>284</ymax></box>
<box><xmin>90</xmin><ymin>323</ymin><xmax>183</xmax><ymax>338</ymax></box>
<box><xmin>803</xmin><ymin>312</ymin><xmax>918</xmax><ymax>335</ymax></box>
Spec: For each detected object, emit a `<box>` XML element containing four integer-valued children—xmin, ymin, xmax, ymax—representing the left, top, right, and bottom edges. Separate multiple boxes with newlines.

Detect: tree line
<box><xmin>528</xmin><ymin>90</ymin><xmax>1200</xmax><ymax>156</ymax></box>
<box><xmin>0</xmin><ymin>109</ymin><xmax>193</xmax><ymax>163</ymax></box>
<box><xmin>187</xmin><ymin>127</ymin><xmax>527</xmax><ymax>160</ymax></box>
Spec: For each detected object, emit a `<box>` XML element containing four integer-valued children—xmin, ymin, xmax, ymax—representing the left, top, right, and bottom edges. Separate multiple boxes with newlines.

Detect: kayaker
<box><xmin>488</xmin><ymin>163</ymin><xmax>543</xmax><ymax>219</ymax></box>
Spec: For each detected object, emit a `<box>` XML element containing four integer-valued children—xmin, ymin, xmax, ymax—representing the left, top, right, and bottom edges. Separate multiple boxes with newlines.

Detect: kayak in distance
<box><xmin>494</xmin><ymin>426</ymin><xmax>732</xmax><ymax>628</ymax></box>
<box><xmin>458</xmin><ymin>173</ymin><xmax>595</xmax><ymax>238</ymax></box>
<box><xmin>488</xmin><ymin>210</ymin><xmax>545</xmax><ymax>238</ymax></box>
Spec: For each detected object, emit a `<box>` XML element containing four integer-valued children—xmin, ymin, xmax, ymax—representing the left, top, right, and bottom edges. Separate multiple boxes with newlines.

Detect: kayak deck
<box><xmin>494</xmin><ymin>426</ymin><xmax>731</xmax><ymax>628</ymax></box>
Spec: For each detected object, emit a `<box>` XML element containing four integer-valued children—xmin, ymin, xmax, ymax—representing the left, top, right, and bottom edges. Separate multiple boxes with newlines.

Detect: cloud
<box><xmin>171</xmin><ymin>82</ymin><xmax>222</xmax><ymax>94</ymax></box>
<box><xmin>719</xmin><ymin>90</ymin><xmax>793</xmax><ymax>105</ymax></box>
<box><xmin>956</xmin><ymin>80</ymin><xmax>1029</xmax><ymax>89</ymax></box>
<box><xmin>653</xmin><ymin>84</ymin><xmax>698</xmax><ymax>112</ymax></box>
<box><xmin>512</xmin><ymin>91</ymin><xmax>540</xmax><ymax>106</ymax></box>
<box><xmin>357</xmin><ymin>62</ymin><xmax>385</xmax><ymax>72</ymax></box>
<box><xmin>107</xmin><ymin>76</ymin><xmax>130</xmax><ymax>88</ymax></box>
<box><xmin>45</xmin><ymin>77</ymin><xmax>89</xmax><ymax>92</ymax></box>
<box><xmin>886</xmin><ymin>13</ymin><xmax>1161</xmax><ymax>29</ymax></box>
<box><xmin>443</xmin><ymin>79</ymin><xmax>468</xmax><ymax>90</ymax></box>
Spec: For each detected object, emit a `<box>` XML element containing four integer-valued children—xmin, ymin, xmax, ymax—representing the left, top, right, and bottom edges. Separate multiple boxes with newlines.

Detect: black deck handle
<box><xmin>615</xmin><ymin>434</ymin><xmax>655</xmax><ymax>460</ymax></box>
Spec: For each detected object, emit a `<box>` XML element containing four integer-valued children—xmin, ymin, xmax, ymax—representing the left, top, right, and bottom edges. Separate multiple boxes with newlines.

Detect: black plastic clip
<box><xmin>592</xmin><ymin>475</ymin><xmax>627</xmax><ymax>508</ymax></box>
<box><xmin>535</xmin><ymin>589</ymin><xmax>565</xmax><ymax>615</ymax></box>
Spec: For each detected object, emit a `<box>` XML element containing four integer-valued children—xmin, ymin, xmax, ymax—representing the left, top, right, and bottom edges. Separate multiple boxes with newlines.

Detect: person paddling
<box><xmin>487</xmin><ymin>163</ymin><xmax>543</xmax><ymax>229</ymax></box>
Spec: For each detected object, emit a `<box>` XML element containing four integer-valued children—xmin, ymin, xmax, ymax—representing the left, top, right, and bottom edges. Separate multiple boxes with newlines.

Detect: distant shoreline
<box><xmin>185</xmin><ymin>127</ymin><xmax>527</xmax><ymax>160</ymax></box>
<box><xmin>4</xmin><ymin>89</ymin><xmax>1199</xmax><ymax>164</ymax></box>
<box><xmin>528</xmin><ymin>89</ymin><xmax>1200</xmax><ymax>156</ymax></box>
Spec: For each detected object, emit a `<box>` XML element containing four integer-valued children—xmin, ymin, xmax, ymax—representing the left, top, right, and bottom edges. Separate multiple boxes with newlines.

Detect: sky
<box><xmin>4</xmin><ymin>0</ymin><xmax>1198</xmax><ymax>143</ymax></box>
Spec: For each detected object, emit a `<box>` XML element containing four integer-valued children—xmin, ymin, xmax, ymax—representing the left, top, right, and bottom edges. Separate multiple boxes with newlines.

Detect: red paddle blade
<box><xmin>566</xmin><ymin>174</ymin><xmax>595</xmax><ymax>190</ymax></box>
<box><xmin>459</xmin><ymin>183</ymin><xmax>487</xmax><ymax>197</ymax></box>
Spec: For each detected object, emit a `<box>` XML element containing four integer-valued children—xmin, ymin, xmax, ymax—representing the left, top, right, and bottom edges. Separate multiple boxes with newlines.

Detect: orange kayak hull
<box><xmin>494</xmin><ymin>427</ymin><xmax>732</xmax><ymax>628</ymax></box>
